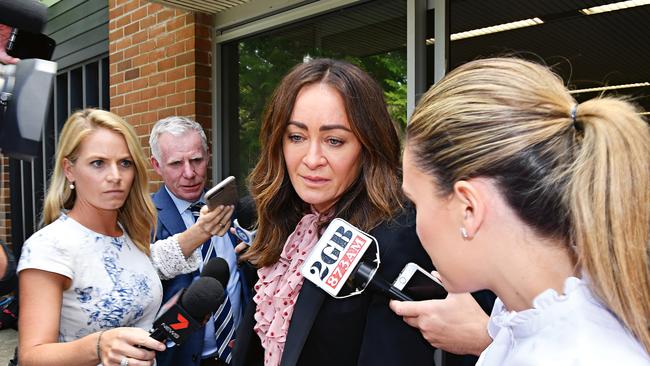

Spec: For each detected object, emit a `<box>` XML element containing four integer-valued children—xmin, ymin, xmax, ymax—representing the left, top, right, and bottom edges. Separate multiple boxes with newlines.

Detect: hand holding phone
<box><xmin>205</xmin><ymin>176</ymin><xmax>238</xmax><ymax>210</ymax></box>
<box><xmin>393</xmin><ymin>262</ymin><xmax>447</xmax><ymax>301</ymax></box>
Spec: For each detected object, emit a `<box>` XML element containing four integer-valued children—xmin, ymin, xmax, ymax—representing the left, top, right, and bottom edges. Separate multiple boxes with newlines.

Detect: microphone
<box><xmin>201</xmin><ymin>257</ymin><xmax>230</xmax><ymax>287</ymax></box>
<box><xmin>233</xmin><ymin>196</ymin><xmax>257</xmax><ymax>246</ymax></box>
<box><xmin>351</xmin><ymin>261</ymin><xmax>413</xmax><ymax>301</ymax></box>
<box><xmin>149</xmin><ymin>276</ymin><xmax>225</xmax><ymax>345</ymax></box>
<box><xmin>301</xmin><ymin>218</ymin><xmax>412</xmax><ymax>301</ymax></box>
<box><xmin>0</xmin><ymin>0</ymin><xmax>48</xmax><ymax>34</ymax></box>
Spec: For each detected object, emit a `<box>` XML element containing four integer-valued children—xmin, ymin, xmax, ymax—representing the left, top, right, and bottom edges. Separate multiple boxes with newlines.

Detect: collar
<box><xmin>164</xmin><ymin>186</ymin><xmax>205</xmax><ymax>214</ymax></box>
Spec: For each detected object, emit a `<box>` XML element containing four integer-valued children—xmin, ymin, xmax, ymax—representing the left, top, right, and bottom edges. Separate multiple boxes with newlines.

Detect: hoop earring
<box><xmin>69</xmin><ymin>182</ymin><xmax>75</xmax><ymax>190</ymax></box>
<box><xmin>460</xmin><ymin>227</ymin><xmax>469</xmax><ymax>239</ymax></box>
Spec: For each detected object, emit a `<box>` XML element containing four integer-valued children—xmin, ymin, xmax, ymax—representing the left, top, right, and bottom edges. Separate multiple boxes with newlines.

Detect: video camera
<box><xmin>0</xmin><ymin>0</ymin><xmax>57</xmax><ymax>161</ymax></box>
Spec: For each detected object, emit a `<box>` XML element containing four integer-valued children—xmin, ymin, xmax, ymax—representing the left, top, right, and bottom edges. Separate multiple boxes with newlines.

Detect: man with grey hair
<box><xmin>150</xmin><ymin>116</ymin><xmax>245</xmax><ymax>366</ymax></box>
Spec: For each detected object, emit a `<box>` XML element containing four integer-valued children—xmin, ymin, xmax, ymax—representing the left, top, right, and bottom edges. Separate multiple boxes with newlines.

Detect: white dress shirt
<box><xmin>166</xmin><ymin>187</ymin><xmax>242</xmax><ymax>358</ymax></box>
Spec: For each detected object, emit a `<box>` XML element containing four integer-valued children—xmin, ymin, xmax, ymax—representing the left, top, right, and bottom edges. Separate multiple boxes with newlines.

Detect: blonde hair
<box><xmin>43</xmin><ymin>109</ymin><xmax>156</xmax><ymax>255</ymax></box>
<box><xmin>407</xmin><ymin>57</ymin><xmax>650</xmax><ymax>352</ymax></box>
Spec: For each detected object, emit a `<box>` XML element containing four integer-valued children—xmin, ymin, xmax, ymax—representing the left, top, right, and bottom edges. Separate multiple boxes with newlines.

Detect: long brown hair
<box><xmin>407</xmin><ymin>57</ymin><xmax>650</xmax><ymax>352</ymax></box>
<box><xmin>244</xmin><ymin>58</ymin><xmax>403</xmax><ymax>267</ymax></box>
<box><xmin>43</xmin><ymin>109</ymin><xmax>156</xmax><ymax>255</ymax></box>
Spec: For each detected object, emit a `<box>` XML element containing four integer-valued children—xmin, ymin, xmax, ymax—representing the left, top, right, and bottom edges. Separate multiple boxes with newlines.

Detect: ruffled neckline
<box><xmin>489</xmin><ymin>277</ymin><xmax>587</xmax><ymax>338</ymax></box>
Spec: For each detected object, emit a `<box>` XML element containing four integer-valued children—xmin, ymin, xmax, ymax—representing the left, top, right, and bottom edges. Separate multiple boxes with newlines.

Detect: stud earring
<box><xmin>69</xmin><ymin>182</ymin><xmax>75</xmax><ymax>190</ymax></box>
<box><xmin>460</xmin><ymin>227</ymin><xmax>469</xmax><ymax>239</ymax></box>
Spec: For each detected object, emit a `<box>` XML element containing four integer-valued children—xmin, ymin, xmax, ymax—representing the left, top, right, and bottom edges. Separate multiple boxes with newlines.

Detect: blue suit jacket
<box><xmin>152</xmin><ymin>186</ymin><xmax>250</xmax><ymax>366</ymax></box>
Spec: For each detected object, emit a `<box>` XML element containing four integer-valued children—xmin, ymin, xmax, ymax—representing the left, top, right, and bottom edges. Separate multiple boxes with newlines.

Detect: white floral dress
<box><xmin>18</xmin><ymin>213</ymin><xmax>163</xmax><ymax>342</ymax></box>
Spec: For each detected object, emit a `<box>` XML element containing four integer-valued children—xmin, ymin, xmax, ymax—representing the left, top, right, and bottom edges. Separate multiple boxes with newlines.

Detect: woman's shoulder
<box><xmin>368</xmin><ymin>206</ymin><xmax>433</xmax><ymax>277</ymax></box>
<box><xmin>23</xmin><ymin>214</ymin><xmax>91</xmax><ymax>253</ymax></box>
<box><xmin>369</xmin><ymin>205</ymin><xmax>416</xmax><ymax>237</ymax></box>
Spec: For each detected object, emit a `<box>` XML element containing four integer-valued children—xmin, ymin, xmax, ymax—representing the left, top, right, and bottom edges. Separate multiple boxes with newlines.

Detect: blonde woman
<box><xmin>399</xmin><ymin>58</ymin><xmax>650</xmax><ymax>364</ymax></box>
<box><xmin>17</xmin><ymin>109</ymin><xmax>227</xmax><ymax>366</ymax></box>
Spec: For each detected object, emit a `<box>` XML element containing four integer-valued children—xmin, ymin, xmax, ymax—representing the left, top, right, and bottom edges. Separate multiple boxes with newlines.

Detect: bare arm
<box><xmin>389</xmin><ymin>293</ymin><xmax>491</xmax><ymax>356</ymax></box>
<box><xmin>18</xmin><ymin>269</ymin><xmax>164</xmax><ymax>366</ymax></box>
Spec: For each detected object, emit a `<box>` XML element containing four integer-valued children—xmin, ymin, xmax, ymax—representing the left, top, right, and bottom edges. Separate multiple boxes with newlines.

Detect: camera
<box><xmin>0</xmin><ymin>0</ymin><xmax>56</xmax><ymax>160</ymax></box>
<box><xmin>0</xmin><ymin>58</ymin><xmax>57</xmax><ymax>160</ymax></box>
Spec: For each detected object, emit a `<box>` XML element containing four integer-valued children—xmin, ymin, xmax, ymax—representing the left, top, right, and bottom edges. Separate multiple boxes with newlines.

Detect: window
<box><xmin>219</xmin><ymin>0</ymin><xmax>408</xmax><ymax>186</ymax></box>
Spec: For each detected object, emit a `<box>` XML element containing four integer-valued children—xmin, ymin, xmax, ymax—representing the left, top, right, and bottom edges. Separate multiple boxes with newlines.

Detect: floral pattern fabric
<box><xmin>17</xmin><ymin>213</ymin><xmax>162</xmax><ymax>342</ymax></box>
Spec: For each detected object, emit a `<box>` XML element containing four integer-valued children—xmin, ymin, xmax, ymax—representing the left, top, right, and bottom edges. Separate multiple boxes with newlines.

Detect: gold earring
<box><xmin>460</xmin><ymin>227</ymin><xmax>469</xmax><ymax>239</ymax></box>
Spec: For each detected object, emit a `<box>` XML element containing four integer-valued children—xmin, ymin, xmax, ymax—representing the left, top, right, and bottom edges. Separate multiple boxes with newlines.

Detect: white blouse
<box><xmin>477</xmin><ymin>277</ymin><xmax>650</xmax><ymax>366</ymax></box>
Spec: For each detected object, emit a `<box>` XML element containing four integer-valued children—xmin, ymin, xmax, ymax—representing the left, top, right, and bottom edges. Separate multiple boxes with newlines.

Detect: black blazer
<box><xmin>233</xmin><ymin>208</ymin><xmax>437</xmax><ymax>366</ymax></box>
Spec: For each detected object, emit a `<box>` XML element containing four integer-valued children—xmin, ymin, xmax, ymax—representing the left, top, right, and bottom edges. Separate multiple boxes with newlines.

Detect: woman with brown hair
<box><xmin>232</xmin><ymin>58</ymin><xmax>438</xmax><ymax>365</ymax></box>
<box><xmin>401</xmin><ymin>57</ymin><xmax>650</xmax><ymax>364</ymax></box>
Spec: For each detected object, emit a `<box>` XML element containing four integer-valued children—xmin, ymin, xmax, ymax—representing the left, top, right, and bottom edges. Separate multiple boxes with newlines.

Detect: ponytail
<box><xmin>569</xmin><ymin>98</ymin><xmax>650</xmax><ymax>352</ymax></box>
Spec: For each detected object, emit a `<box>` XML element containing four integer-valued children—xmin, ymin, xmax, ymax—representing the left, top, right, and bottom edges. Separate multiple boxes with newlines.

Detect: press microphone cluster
<box><xmin>149</xmin><ymin>258</ymin><xmax>229</xmax><ymax>345</ymax></box>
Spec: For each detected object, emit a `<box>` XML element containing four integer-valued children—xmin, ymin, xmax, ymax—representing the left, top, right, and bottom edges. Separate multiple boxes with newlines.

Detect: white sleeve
<box><xmin>17</xmin><ymin>229</ymin><xmax>74</xmax><ymax>279</ymax></box>
<box><xmin>150</xmin><ymin>234</ymin><xmax>201</xmax><ymax>280</ymax></box>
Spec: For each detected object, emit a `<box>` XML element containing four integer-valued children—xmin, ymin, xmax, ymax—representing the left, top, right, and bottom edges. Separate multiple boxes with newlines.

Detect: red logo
<box><xmin>170</xmin><ymin>314</ymin><xmax>189</xmax><ymax>330</ymax></box>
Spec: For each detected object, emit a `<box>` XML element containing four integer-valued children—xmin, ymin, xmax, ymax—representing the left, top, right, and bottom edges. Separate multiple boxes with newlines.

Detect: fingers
<box><xmin>102</xmin><ymin>328</ymin><xmax>163</xmax><ymax>365</ymax></box>
<box><xmin>389</xmin><ymin>299</ymin><xmax>435</xmax><ymax>318</ymax></box>
<box><xmin>197</xmin><ymin>205</ymin><xmax>234</xmax><ymax>236</ymax></box>
<box><xmin>235</xmin><ymin>242</ymin><xmax>249</xmax><ymax>255</ymax></box>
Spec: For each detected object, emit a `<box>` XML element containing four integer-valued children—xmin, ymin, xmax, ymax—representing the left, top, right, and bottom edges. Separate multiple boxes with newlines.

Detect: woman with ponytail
<box><xmin>398</xmin><ymin>57</ymin><xmax>650</xmax><ymax>364</ymax></box>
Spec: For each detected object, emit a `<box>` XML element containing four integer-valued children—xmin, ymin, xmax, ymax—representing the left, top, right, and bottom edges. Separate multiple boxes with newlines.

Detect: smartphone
<box><xmin>205</xmin><ymin>176</ymin><xmax>238</xmax><ymax>210</ymax></box>
<box><xmin>7</xmin><ymin>30</ymin><xmax>56</xmax><ymax>60</ymax></box>
<box><xmin>393</xmin><ymin>262</ymin><xmax>447</xmax><ymax>301</ymax></box>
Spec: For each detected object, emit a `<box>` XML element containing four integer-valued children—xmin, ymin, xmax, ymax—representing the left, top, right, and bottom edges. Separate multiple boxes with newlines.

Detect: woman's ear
<box><xmin>452</xmin><ymin>179</ymin><xmax>487</xmax><ymax>240</ymax></box>
<box><xmin>63</xmin><ymin>158</ymin><xmax>75</xmax><ymax>183</ymax></box>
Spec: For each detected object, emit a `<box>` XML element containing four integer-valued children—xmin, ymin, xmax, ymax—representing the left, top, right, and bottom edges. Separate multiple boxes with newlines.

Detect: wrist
<box><xmin>96</xmin><ymin>330</ymin><xmax>106</xmax><ymax>364</ymax></box>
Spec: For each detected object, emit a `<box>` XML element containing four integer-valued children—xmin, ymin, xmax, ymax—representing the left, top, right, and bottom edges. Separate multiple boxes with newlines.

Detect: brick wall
<box><xmin>108</xmin><ymin>0</ymin><xmax>213</xmax><ymax>190</ymax></box>
<box><xmin>0</xmin><ymin>156</ymin><xmax>10</xmax><ymax>244</ymax></box>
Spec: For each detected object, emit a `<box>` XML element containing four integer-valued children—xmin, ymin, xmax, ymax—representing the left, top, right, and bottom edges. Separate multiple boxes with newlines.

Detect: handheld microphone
<box><xmin>201</xmin><ymin>257</ymin><xmax>230</xmax><ymax>287</ymax></box>
<box><xmin>233</xmin><ymin>196</ymin><xmax>257</xmax><ymax>246</ymax></box>
<box><xmin>149</xmin><ymin>276</ymin><xmax>225</xmax><ymax>345</ymax></box>
<box><xmin>351</xmin><ymin>261</ymin><xmax>413</xmax><ymax>301</ymax></box>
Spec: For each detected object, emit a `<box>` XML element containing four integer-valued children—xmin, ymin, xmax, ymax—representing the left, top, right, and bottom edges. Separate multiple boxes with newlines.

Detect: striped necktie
<box><xmin>189</xmin><ymin>201</ymin><xmax>236</xmax><ymax>364</ymax></box>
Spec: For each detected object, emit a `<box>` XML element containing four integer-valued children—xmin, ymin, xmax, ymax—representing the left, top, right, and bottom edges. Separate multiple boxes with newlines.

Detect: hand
<box><xmin>99</xmin><ymin>327</ymin><xmax>165</xmax><ymax>366</ymax></box>
<box><xmin>0</xmin><ymin>24</ymin><xmax>19</xmax><ymax>65</ymax></box>
<box><xmin>389</xmin><ymin>292</ymin><xmax>491</xmax><ymax>356</ymax></box>
<box><xmin>196</xmin><ymin>204</ymin><xmax>234</xmax><ymax>237</ymax></box>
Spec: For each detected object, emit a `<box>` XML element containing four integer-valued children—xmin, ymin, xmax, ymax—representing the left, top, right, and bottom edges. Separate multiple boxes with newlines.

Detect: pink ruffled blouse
<box><xmin>253</xmin><ymin>211</ymin><xmax>323</xmax><ymax>366</ymax></box>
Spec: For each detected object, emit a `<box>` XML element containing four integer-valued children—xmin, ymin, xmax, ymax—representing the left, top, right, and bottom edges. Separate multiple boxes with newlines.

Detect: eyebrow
<box><xmin>287</xmin><ymin>120</ymin><xmax>353</xmax><ymax>133</ymax></box>
<box><xmin>86</xmin><ymin>153</ymin><xmax>132</xmax><ymax>161</ymax></box>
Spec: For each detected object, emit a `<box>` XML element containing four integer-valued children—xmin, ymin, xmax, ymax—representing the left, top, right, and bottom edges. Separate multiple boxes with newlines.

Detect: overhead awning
<box><xmin>151</xmin><ymin>0</ymin><xmax>251</xmax><ymax>14</ymax></box>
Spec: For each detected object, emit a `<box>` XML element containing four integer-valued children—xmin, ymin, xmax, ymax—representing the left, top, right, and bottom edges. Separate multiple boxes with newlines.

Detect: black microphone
<box><xmin>201</xmin><ymin>257</ymin><xmax>230</xmax><ymax>288</ymax></box>
<box><xmin>0</xmin><ymin>0</ymin><xmax>48</xmax><ymax>34</ymax></box>
<box><xmin>351</xmin><ymin>261</ymin><xmax>413</xmax><ymax>301</ymax></box>
<box><xmin>149</xmin><ymin>277</ymin><xmax>225</xmax><ymax>345</ymax></box>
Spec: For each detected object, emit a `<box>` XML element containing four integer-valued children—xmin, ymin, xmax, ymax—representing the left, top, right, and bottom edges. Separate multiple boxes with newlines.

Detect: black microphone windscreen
<box><xmin>200</xmin><ymin>257</ymin><xmax>230</xmax><ymax>288</ymax></box>
<box><xmin>180</xmin><ymin>277</ymin><xmax>224</xmax><ymax>320</ymax></box>
<box><xmin>0</xmin><ymin>0</ymin><xmax>48</xmax><ymax>33</ymax></box>
<box><xmin>235</xmin><ymin>195</ymin><xmax>257</xmax><ymax>229</ymax></box>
